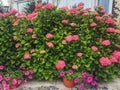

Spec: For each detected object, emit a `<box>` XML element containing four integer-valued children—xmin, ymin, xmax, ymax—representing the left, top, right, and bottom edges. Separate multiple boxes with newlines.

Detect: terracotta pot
<box><xmin>63</xmin><ymin>78</ymin><xmax>75</xmax><ymax>88</ymax></box>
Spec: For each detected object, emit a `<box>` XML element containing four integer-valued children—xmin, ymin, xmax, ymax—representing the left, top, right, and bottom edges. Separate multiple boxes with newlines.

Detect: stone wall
<box><xmin>112</xmin><ymin>0</ymin><xmax>120</xmax><ymax>27</ymax></box>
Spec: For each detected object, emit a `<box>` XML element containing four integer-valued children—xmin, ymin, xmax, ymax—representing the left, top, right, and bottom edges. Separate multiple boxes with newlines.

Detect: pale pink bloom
<box><xmin>70</xmin><ymin>23</ymin><xmax>77</xmax><ymax>27</ymax></box>
<box><xmin>91</xmin><ymin>46</ymin><xmax>98</xmax><ymax>52</ymax></box>
<box><xmin>110</xmin><ymin>56</ymin><xmax>118</xmax><ymax>63</ymax></box>
<box><xmin>43</xmin><ymin>3</ymin><xmax>54</xmax><ymax>10</ymax></box>
<box><xmin>77</xmin><ymin>52</ymin><xmax>83</xmax><ymax>57</ymax></box>
<box><xmin>78</xmin><ymin>2</ymin><xmax>84</xmax><ymax>7</ymax></box>
<box><xmin>95</xmin><ymin>16</ymin><xmax>102</xmax><ymax>21</ymax></box>
<box><xmin>98</xmin><ymin>38</ymin><xmax>103</xmax><ymax>43</ymax></box>
<box><xmin>10</xmin><ymin>85</ymin><xmax>16</xmax><ymax>89</ymax></box>
<box><xmin>26</xmin><ymin>28</ymin><xmax>33</xmax><ymax>33</ymax></box>
<box><xmin>61</xmin><ymin>20</ymin><xmax>68</xmax><ymax>24</ymax></box>
<box><xmin>35</xmin><ymin>3</ymin><xmax>42</xmax><ymax>11</ymax></box>
<box><xmin>46</xmin><ymin>33</ymin><xmax>54</xmax><ymax>39</ymax></box>
<box><xmin>60</xmin><ymin>6</ymin><xmax>69</xmax><ymax>11</ymax></box>
<box><xmin>101</xmin><ymin>9</ymin><xmax>106</xmax><ymax>13</ymax></box>
<box><xmin>5</xmin><ymin>76</ymin><xmax>10</xmax><ymax>81</ymax></box>
<box><xmin>12</xmin><ymin>79</ymin><xmax>17</xmax><ymax>85</ymax></box>
<box><xmin>55</xmin><ymin>60</ymin><xmax>66</xmax><ymax>70</ymax></box>
<box><xmin>0</xmin><ymin>75</ymin><xmax>3</xmax><ymax>81</ymax></box>
<box><xmin>65</xmin><ymin>35</ymin><xmax>73</xmax><ymax>42</ymax></box>
<box><xmin>15</xmin><ymin>43</ymin><xmax>21</xmax><ymax>48</ymax></box>
<box><xmin>27</xmin><ymin>12</ymin><xmax>38</xmax><ymax>21</ymax></box>
<box><xmin>99</xmin><ymin>57</ymin><xmax>112</xmax><ymax>66</ymax></box>
<box><xmin>105</xmin><ymin>18</ymin><xmax>116</xmax><ymax>24</ymax></box>
<box><xmin>9</xmin><ymin>9</ymin><xmax>18</xmax><ymax>15</ymax></box>
<box><xmin>72</xmin><ymin>35</ymin><xmax>79</xmax><ymax>40</ymax></box>
<box><xmin>40</xmin><ymin>50</ymin><xmax>46</xmax><ymax>54</ymax></box>
<box><xmin>32</xmin><ymin>34</ymin><xmax>37</xmax><ymax>39</ymax></box>
<box><xmin>90</xmin><ymin>22</ymin><xmax>97</xmax><ymax>27</ymax></box>
<box><xmin>107</xmin><ymin>27</ymin><xmax>115</xmax><ymax>33</ymax></box>
<box><xmin>28</xmin><ymin>75</ymin><xmax>33</xmax><ymax>79</ymax></box>
<box><xmin>112</xmin><ymin>50</ymin><xmax>120</xmax><ymax>60</ymax></box>
<box><xmin>22</xmin><ymin>79</ymin><xmax>27</xmax><ymax>86</ymax></box>
<box><xmin>101</xmin><ymin>40</ymin><xmax>111</xmax><ymax>46</ymax></box>
<box><xmin>23</xmin><ymin>53</ymin><xmax>31</xmax><ymax>60</ymax></box>
<box><xmin>0</xmin><ymin>65</ymin><xmax>4</xmax><ymax>70</ymax></box>
<box><xmin>91</xmin><ymin>81</ymin><xmax>97</xmax><ymax>86</ymax></box>
<box><xmin>62</xmin><ymin>40</ymin><xmax>67</xmax><ymax>44</ymax></box>
<box><xmin>17</xmin><ymin>79</ymin><xmax>21</xmax><ymax>85</ymax></box>
<box><xmin>46</xmin><ymin>42</ymin><xmax>54</xmax><ymax>48</ymax></box>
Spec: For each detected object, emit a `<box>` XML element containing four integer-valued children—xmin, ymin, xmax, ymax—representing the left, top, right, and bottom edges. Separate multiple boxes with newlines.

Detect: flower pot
<box><xmin>63</xmin><ymin>78</ymin><xmax>75</xmax><ymax>88</ymax></box>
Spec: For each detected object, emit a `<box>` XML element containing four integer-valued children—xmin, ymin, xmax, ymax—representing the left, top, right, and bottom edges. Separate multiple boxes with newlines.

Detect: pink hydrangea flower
<box><xmin>79</xmin><ymin>83</ymin><xmax>84</xmax><ymax>89</ymax></box>
<box><xmin>74</xmin><ymin>78</ymin><xmax>79</xmax><ymax>84</ymax></box>
<box><xmin>23</xmin><ymin>53</ymin><xmax>31</xmax><ymax>60</ymax></box>
<box><xmin>29</xmin><ymin>70</ymin><xmax>34</xmax><ymax>74</ymax></box>
<box><xmin>60</xmin><ymin>6</ymin><xmax>69</xmax><ymax>11</ymax></box>
<box><xmin>99</xmin><ymin>57</ymin><xmax>112</xmax><ymax>66</ymax></box>
<box><xmin>77</xmin><ymin>52</ymin><xmax>83</xmax><ymax>57</ymax></box>
<box><xmin>43</xmin><ymin>3</ymin><xmax>54</xmax><ymax>10</ymax></box>
<box><xmin>62</xmin><ymin>40</ymin><xmax>67</xmax><ymax>44</ymax></box>
<box><xmin>65</xmin><ymin>35</ymin><xmax>73</xmax><ymax>42</ymax></box>
<box><xmin>105</xmin><ymin>18</ymin><xmax>116</xmax><ymax>24</ymax></box>
<box><xmin>78</xmin><ymin>2</ymin><xmax>84</xmax><ymax>7</ymax></box>
<box><xmin>91</xmin><ymin>46</ymin><xmax>98</xmax><ymax>52</ymax></box>
<box><xmin>101</xmin><ymin>9</ymin><xmax>106</xmax><ymax>13</ymax></box>
<box><xmin>28</xmin><ymin>75</ymin><xmax>33</xmax><ymax>80</ymax></box>
<box><xmin>112</xmin><ymin>50</ymin><xmax>120</xmax><ymax>60</ymax></box>
<box><xmin>82</xmin><ymin>12</ymin><xmax>89</xmax><ymax>16</ymax></box>
<box><xmin>69</xmin><ymin>8</ymin><xmax>79</xmax><ymax>14</ymax></box>
<box><xmin>95</xmin><ymin>16</ymin><xmax>102</xmax><ymax>21</ymax></box>
<box><xmin>9</xmin><ymin>9</ymin><xmax>18</xmax><ymax>15</ymax></box>
<box><xmin>110</xmin><ymin>56</ymin><xmax>118</xmax><ymax>63</ymax></box>
<box><xmin>27</xmin><ymin>12</ymin><xmax>38</xmax><ymax>21</ymax></box>
<box><xmin>72</xmin><ymin>35</ymin><xmax>79</xmax><ymax>40</ymax></box>
<box><xmin>55</xmin><ymin>60</ymin><xmax>66</xmax><ymax>70</ymax></box>
<box><xmin>26</xmin><ymin>28</ymin><xmax>33</xmax><ymax>33</ymax></box>
<box><xmin>12</xmin><ymin>79</ymin><xmax>17</xmax><ymax>85</ymax></box>
<box><xmin>90</xmin><ymin>22</ymin><xmax>97</xmax><ymax>27</ymax></box>
<box><xmin>61</xmin><ymin>20</ymin><xmax>68</xmax><ymax>24</ymax></box>
<box><xmin>70</xmin><ymin>23</ymin><xmax>77</xmax><ymax>27</ymax></box>
<box><xmin>35</xmin><ymin>3</ymin><xmax>42</xmax><ymax>11</ymax></box>
<box><xmin>46</xmin><ymin>33</ymin><xmax>54</xmax><ymax>39</ymax></box>
<box><xmin>60</xmin><ymin>71</ymin><xmax>65</xmax><ymax>77</ymax></box>
<box><xmin>5</xmin><ymin>76</ymin><xmax>10</xmax><ymax>81</ymax></box>
<box><xmin>0</xmin><ymin>75</ymin><xmax>3</xmax><ymax>81</ymax></box>
<box><xmin>101</xmin><ymin>40</ymin><xmax>111</xmax><ymax>46</ymax></box>
<box><xmin>107</xmin><ymin>28</ymin><xmax>115</xmax><ymax>33</ymax></box>
<box><xmin>32</xmin><ymin>34</ymin><xmax>37</xmax><ymax>39</ymax></box>
<box><xmin>91</xmin><ymin>81</ymin><xmax>97</xmax><ymax>86</ymax></box>
<box><xmin>46</xmin><ymin>42</ymin><xmax>54</xmax><ymax>48</ymax></box>
<box><xmin>0</xmin><ymin>65</ymin><xmax>4</xmax><ymax>70</ymax></box>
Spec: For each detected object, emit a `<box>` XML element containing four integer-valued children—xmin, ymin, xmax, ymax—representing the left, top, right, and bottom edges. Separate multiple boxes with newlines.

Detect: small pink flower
<box><xmin>82</xmin><ymin>72</ymin><xmax>88</xmax><ymax>78</ymax></box>
<box><xmin>43</xmin><ymin>3</ymin><xmax>54</xmax><ymax>10</ymax></box>
<box><xmin>35</xmin><ymin>3</ymin><xmax>42</xmax><ymax>11</ymax></box>
<box><xmin>28</xmin><ymin>75</ymin><xmax>33</xmax><ymax>80</ymax></box>
<box><xmin>9</xmin><ymin>9</ymin><xmax>18</xmax><ymax>15</ymax></box>
<box><xmin>95</xmin><ymin>16</ymin><xmax>102</xmax><ymax>21</ymax></box>
<box><xmin>72</xmin><ymin>35</ymin><xmax>79</xmax><ymax>40</ymax></box>
<box><xmin>23</xmin><ymin>53</ymin><xmax>31</xmax><ymax>60</ymax></box>
<box><xmin>68</xmin><ymin>69</ymin><xmax>73</xmax><ymax>74</ymax></box>
<box><xmin>101</xmin><ymin>40</ymin><xmax>111</xmax><ymax>46</ymax></box>
<box><xmin>0</xmin><ymin>65</ymin><xmax>4</xmax><ymax>70</ymax></box>
<box><xmin>26</xmin><ymin>28</ymin><xmax>33</xmax><ymax>33</ymax></box>
<box><xmin>17</xmin><ymin>79</ymin><xmax>21</xmax><ymax>85</ymax></box>
<box><xmin>12</xmin><ymin>79</ymin><xmax>17</xmax><ymax>85</ymax></box>
<box><xmin>24</xmin><ymin>71</ymin><xmax>30</xmax><ymax>76</ymax></box>
<box><xmin>78</xmin><ymin>2</ymin><xmax>84</xmax><ymax>7</ymax></box>
<box><xmin>61</xmin><ymin>20</ymin><xmax>68</xmax><ymax>24</ymax></box>
<box><xmin>91</xmin><ymin>46</ymin><xmax>98</xmax><ymax>52</ymax></box>
<box><xmin>105</xmin><ymin>18</ymin><xmax>116</xmax><ymax>24</ymax></box>
<box><xmin>77</xmin><ymin>52</ymin><xmax>83</xmax><ymax>57</ymax></box>
<box><xmin>79</xmin><ymin>83</ymin><xmax>84</xmax><ymax>89</ymax></box>
<box><xmin>74</xmin><ymin>78</ymin><xmax>79</xmax><ymax>84</ymax></box>
<box><xmin>15</xmin><ymin>43</ymin><xmax>21</xmax><ymax>48</ymax></box>
<box><xmin>27</xmin><ymin>12</ymin><xmax>38</xmax><ymax>21</ymax></box>
<box><xmin>0</xmin><ymin>75</ymin><xmax>3</xmax><ymax>81</ymax></box>
<box><xmin>55</xmin><ymin>60</ymin><xmax>66</xmax><ymax>70</ymax></box>
<box><xmin>90</xmin><ymin>22</ymin><xmax>97</xmax><ymax>27</ymax></box>
<box><xmin>65</xmin><ymin>35</ymin><xmax>73</xmax><ymax>42</ymax></box>
<box><xmin>46</xmin><ymin>33</ymin><xmax>54</xmax><ymax>39</ymax></box>
<box><xmin>46</xmin><ymin>42</ymin><xmax>54</xmax><ymax>48</ymax></box>
<box><xmin>60</xmin><ymin>71</ymin><xmax>65</xmax><ymax>77</ymax></box>
<box><xmin>32</xmin><ymin>34</ymin><xmax>37</xmax><ymax>39</ymax></box>
<box><xmin>112</xmin><ymin>50</ymin><xmax>120</xmax><ymax>60</ymax></box>
<box><xmin>99</xmin><ymin>57</ymin><xmax>112</xmax><ymax>66</ymax></box>
<box><xmin>29</xmin><ymin>70</ymin><xmax>34</xmax><ymax>74</ymax></box>
<box><xmin>62</xmin><ymin>40</ymin><xmax>67</xmax><ymax>44</ymax></box>
<box><xmin>110</xmin><ymin>56</ymin><xmax>118</xmax><ymax>63</ymax></box>
<box><xmin>87</xmin><ymin>76</ymin><xmax>93</xmax><ymax>83</ymax></box>
<box><xmin>5</xmin><ymin>76</ymin><xmax>10</xmax><ymax>81</ymax></box>
<box><xmin>70</xmin><ymin>23</ymin><xmax>77</xmax><ymax>27</ymax></box>
<box><xmin>91</xmin><ymin>81</ymin><xmax>97</xmax><ymax>86</ymax></box>
<box><xmin>107</xmin><ymin>28</ymin><xmax>115</xmax><ymax>33</ymax></box>
<box><xmin>69</xmin><ymin>8</ymin><xmax>79</xmax><ymax>14</ymax></box>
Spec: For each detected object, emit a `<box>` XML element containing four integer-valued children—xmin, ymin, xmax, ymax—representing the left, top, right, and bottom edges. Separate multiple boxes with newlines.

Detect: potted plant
<box><xmin>59</xmin><ymin>69</ymin><xmax>81</xmax><ymax>88</ymax></box>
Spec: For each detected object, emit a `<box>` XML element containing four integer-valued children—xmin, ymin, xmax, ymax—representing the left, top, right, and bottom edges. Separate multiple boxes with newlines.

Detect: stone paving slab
<box><xmin>16</xmin><ymin>78</ymin><xmax>120</xmax><ymax>90</ymax></box>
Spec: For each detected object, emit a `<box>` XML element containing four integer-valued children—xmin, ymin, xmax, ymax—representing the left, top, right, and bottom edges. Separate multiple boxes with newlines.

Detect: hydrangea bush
<box><xmin>0</xmin><ymin>2</ymin><xmax>120</xmax><ymax>89</ymax></box>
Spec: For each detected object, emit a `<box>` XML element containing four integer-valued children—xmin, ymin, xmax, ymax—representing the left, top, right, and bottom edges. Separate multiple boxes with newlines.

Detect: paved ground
<box><xmin>17</xmin><ymin>78</ymin><xmax>120</xmax><ymax>90</ymax></box>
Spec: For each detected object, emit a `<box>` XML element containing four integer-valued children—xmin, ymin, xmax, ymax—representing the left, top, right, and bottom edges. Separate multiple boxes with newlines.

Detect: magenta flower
<box><xmin>17</xmin><ymin>79</ymin><xmax>21</xmax><ymax>85</ymax></box>
<box><xmin>60</xmin><ymin>71</ymin><xmax>65</xmax><ymax>77</ymax></box>
<box><xmin>82</xmin><ymin>72</ymin><xmax>87</xmax><ymax>78</ymax></box>
<box><xmin>79</xmin><ymin>83</ymin><xmax>84</xmax><ymax>89</ymax></box>
<box><xmin>87</xmin><ymin>76</ymin><xmax>93</xmax><ymax>83</ymax></box>
<box><xmin>91</xmin><ymin>81</ymin><xmax>97</xmax><ymax>86</ymax></box>
<box><xmin>68</xmin><ymin>69</ymin><xmax>73</xmax><ymax>75</ymax></box>
<box><xmin>5</xmin><ymin>76</ymin><xmax>11</xmax><ymax>81</ymax></box>
<box><xmin>28</xmin><ymin>75</ymin><xmax>33</xmax><ymax>80</ymax></box>
<box><xmin>0</xmin><ymin>75</ymin><xmax>3</xmax><ymax>81</ymax></box>
<box><xmin>74</xmin><ymin>78</ymin><xmax>79</xmax><ymax>84</ymax></box>
<box><xmin>12</xmin><ymin>79</ymin><xmax>17</xmax><ymax>85</ymax></box>
<box><xmin>0</xmin><ymin>65</ymin><xmax>4</xmax><ymax>70</ymax></box>
<box><xmin>29</xmin><ymin>70</ymin><xmax>34</xmax><ymax>74</ymax></box>
<box><xmin>2</xmin><ymin>81</ymin><xmax>6</xmax><ymax>87</ymax></box>
<box><xmin>24</xmin><ymin>71</ymin><xmax>30</xmax><ymax>76</ymax></box>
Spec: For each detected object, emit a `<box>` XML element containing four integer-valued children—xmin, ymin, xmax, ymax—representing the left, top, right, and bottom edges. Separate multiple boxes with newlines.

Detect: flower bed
<box><xmin>0</xmin><ymin>2</ymin><xmax>120</xmax><ymax>89</ymax></box>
